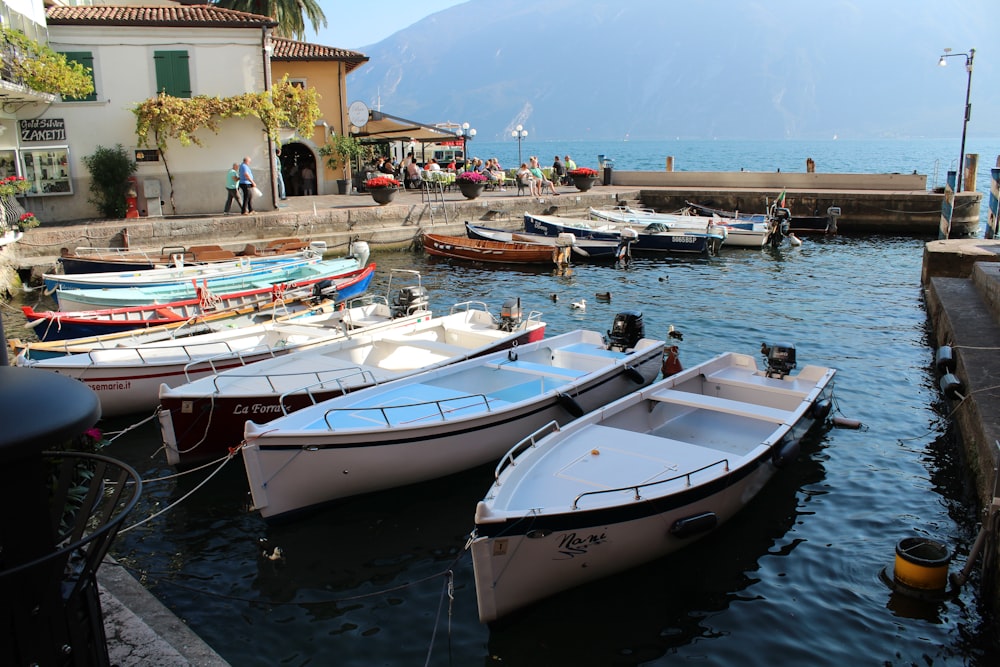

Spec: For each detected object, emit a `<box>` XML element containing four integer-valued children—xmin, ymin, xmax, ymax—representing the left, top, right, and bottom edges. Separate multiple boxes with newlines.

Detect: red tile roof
<box><xmin>270</xmin><ymin>37</ymin><xmax>368</xmax><ymax>70</ymax></box>
<box><xmin>46</xmin><ymin>5</ymin><xmax>277</xmax><ymax>29</ymax></box>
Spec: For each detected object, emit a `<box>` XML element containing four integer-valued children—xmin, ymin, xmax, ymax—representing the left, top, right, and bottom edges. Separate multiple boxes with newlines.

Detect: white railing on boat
<box><xmin>570</xmin><ymin>458</ymin><xmax>731</xmax><ymax>510</ymax></box>
<box><xmin>179</xmin><ymin>341</ymin><xmax>280</xmax><ymax>380</ymax></box>
<box><xmin>275</xmin><ymin>368</ymin><xmax>379</xmax><ymax>413</ymax></box>
<box><xmin>492</xmin><ymin>420</ymin><xmax>561</xmax><ymax>481</ymax></box>
<box><xmin>321</xmin><ymin>393</ymin><xmax>497</xmax><ymax>429</ymax></box>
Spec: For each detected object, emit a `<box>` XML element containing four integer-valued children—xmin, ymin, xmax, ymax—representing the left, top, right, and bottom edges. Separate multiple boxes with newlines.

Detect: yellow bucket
<box><xmin>893</xmin><ymin>537</ymin><xmax>951</xmax><ymax>591</ymax></box>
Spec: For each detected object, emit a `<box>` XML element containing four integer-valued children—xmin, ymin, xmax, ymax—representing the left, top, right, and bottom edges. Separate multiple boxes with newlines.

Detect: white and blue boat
<box><xmin>53</xmin><ymin>256</ymin><xmax>362</xmax><ymax>312</ymax></box>
<box><xmin>524</xmin><ymin>213</ymin><xmax>726</xmax><ymax>255</ymax></box>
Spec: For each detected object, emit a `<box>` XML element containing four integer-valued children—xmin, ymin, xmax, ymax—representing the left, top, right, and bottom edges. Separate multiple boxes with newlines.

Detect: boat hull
<box><xmin>242</xmin><ymin>332</ymin><xmax>665</xmax><ymax>520</ymax></box>
<box><xmin>465</xmin><ymin>223</ymin><xmax>624</xmax><ymax>260</ymax></box>
<box><xmin>470</xmin><ymin>351</ymin><xmax>835</xmax><ymax>622</ymax></box>
<box><xmin>158</xmin><ymin>312</ymin><xmax>546</xmax><ymax>467</ymax></box>
<box><xmin>423</xmin><ymin>233</ymin><xmax>561</xmax><ymax>264</ymax></box>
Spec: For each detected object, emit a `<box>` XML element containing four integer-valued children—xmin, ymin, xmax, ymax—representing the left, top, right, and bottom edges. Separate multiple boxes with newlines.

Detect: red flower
<box><xmin>365</xmin><ymin>176</ymin><xmax>400</xmax><ymax>189</ymax></box>
<box><xmin>568</xmin><ymin>167</ymin><xmax>599</xmax><ymax>177</ymax></box>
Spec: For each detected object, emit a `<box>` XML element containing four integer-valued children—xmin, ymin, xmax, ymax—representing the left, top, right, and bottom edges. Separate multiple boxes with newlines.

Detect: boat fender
<box><xmin>810</xmin><ymin>399</ymin><xmax>833</xmax><ymax>421</ymax></box>
<box><xmin>624</xmin><ymin>365</ymin><xmax>645</xmax><ymax>384</ymax></box>
<box><xmin>772</xmin><ymin>439</ymin><xmax>801</xmax><ymax>467</ymax></box>
<box><xmin>670</xmin><ymin>512</ymin><xmax>717</xmax><ymax>538</ymax></box>
<box><xmin>557</xmin><ymin>393</ymin><xmax>584</xmax><ymax>418</ymax></box>
<box><xmin>832</xmin><ymin>417</ymin><xmax>863</xmax><ymax>429</ymax></box>
<box><xmin>935</xmin><ymin>346</ymin><xmax>955</xmax><ymax>374</ymax></box>
<box><xmin>939</xmin><ymin>373</ymin><xmax>965</xmax><ymax>399</ymax></box>
<box><xmin>507</xmin><ymin>348</ymin><xmax>518</xmax><ymax>362</ymax></box>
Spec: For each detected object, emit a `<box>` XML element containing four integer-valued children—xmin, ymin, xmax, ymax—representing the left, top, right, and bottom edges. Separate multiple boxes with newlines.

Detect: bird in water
<box><xmin>668</xmin><ymin>325</ymin><xmax>683</xmax><ymax>341</ymax></box>
<box><xmin>658</xmin><ymin>276</ymin><xmax>668</xmax><ymax>282</ymax></box>
<box><xmin>595</xmin><ymin>292</ymin><xmax>611</xmax><ymax>301</ymax></box>
<box><xmin>788</xmin><ymin>233</ymin><xmax>802</xmax><ymax>246</ymax></box>
<box><xmin>571</xmin><ymin>298</ymin><xmax>587</xmax><ymax>310</ymax></box>
<box><xmin>550</xmin><ymin>293</ymin><xmax>559</xmax><ymax>302</ymax></box>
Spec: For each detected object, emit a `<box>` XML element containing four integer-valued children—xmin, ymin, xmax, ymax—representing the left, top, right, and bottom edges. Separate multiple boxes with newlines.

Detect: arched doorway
<box><xmin>279</xmin><ymin>142</ymin><xmax>317</xmax><ymax>197</ymax></box>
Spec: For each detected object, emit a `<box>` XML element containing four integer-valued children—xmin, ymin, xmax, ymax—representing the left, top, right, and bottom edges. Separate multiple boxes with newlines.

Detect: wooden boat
<box><xmin>43</xmin><ymin>251</ymin><xmax>315</xmax><ymax>294</ymax></box>
<box><xmin>242</xmin><ymin>313</ymin><xmax>665</xmax><ymax>520</ymax></box>
<box><xmin>423</xmin><ymin>232</ymin><xmax>566</xmax><ymax>265</ymax></box>
<box><xmin>464</xmin><ymin>222</ymin><xmax>630</xmax><ymax>260</ymax></box>
<box><xmin>21</xmin><ymin>263</ymin><xmax>375</xmax><ymax>341</ymax></box>
<box><xmin>159</xmin><ymin>296</ymin><xmax>546</xmax><ymax>467</ymax></box>
<box><xmin>57</xmin><ymin>237</ymin><xmax>323</xmax><ymax>274</ymax></box>
<box><xmin>685</xmin><ymin>201</ymin><xmax>840</xmax><ymax>234</ymax></box>
<box><xmin>469</xmin><ymin>343</ymin><xmax>836</xmax><ymax>622</ymax></box>
<box><xmin>15</xmin><ymin>267</ymin><xmax>382</xmax><ymax>418</ymax></box>
<box><xmin>524</xmin><ymin>213</ymin><xmax>725</xmax><ymax>255</ymax></box>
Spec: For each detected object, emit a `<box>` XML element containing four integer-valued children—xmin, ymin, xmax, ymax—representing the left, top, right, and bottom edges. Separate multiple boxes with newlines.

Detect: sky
<box><xmin>308</xmin><ymin>0</ymin><xmax>468</xmax><ymax>50</ymax></box>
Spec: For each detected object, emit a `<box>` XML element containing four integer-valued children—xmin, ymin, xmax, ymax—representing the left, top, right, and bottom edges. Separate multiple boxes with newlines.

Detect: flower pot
<box><xmin>457</xmin><ymin>181</ymin><xmax>485</xmax><ymax>200</ymax></box>
<box><xmin>370</xmin><ymin>187</ymin><xmax>398</xmax><ymax>205</ymax></box>
<box><xmin>336</xmin><ymin>179</ymin><xmax>349</xmax><ymax>195</ymax></box>
<box><xmin>572</xmin><ymin>175</ymin><xmax>596</xmax><ymax>192</ymax></box>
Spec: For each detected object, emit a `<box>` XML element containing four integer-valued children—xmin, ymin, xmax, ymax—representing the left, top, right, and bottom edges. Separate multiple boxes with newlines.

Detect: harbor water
<box><xmin>5</xmin><ymin>139</ymin><xmax>1000</xmax><ymax>665</ymax></box>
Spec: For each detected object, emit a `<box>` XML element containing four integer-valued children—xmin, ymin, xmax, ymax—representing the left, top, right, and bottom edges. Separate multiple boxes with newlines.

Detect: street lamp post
<box><xmin>511</xmin><ymin>124</ymin><xmax>528</xmax><ymax>164</ymax></box>
<box><xmin>938</xmin><ymin>47</ymin><xmax>975</xmax><ymax>193</ymax></box>
<box><xmin>455</xmin><ymin>122</ymin><xmax>476</xmax><ymax>168</ymax></box>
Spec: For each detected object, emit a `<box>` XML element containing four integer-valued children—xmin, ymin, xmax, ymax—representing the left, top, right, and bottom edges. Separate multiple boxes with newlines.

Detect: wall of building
<box><xmin>18</xmin><ymin>26</ymin><xmax>271</xmax><ymax>222</ymax></box>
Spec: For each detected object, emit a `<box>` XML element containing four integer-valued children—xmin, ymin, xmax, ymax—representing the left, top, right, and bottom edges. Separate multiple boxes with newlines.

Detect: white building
<box><xmin>1</xmin><ymin>3</ymin><xmax>277</xmax><ymax>222</ymax></box>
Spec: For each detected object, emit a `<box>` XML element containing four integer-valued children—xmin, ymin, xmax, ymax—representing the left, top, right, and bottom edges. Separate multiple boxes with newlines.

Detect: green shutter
<box><xmin>59</xmin><ymin>51</ymin><xmax>96</xmax><ymax>102</ymax></box>
<box><xmin>153</xmin><ymin>51</ymin><xmax>191</xmax><ymax>98</ymax></box>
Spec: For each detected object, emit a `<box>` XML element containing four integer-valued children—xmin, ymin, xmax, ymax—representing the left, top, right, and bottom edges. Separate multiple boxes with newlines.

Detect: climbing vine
<box><xmin>132</xmin><ymin>77</ymin><xmax>321</xmax><ymax>211</ymax></box>
<box><xmin>0</xmin><ymin>27</ymin><xmax>94</xmax><ymax>98</ymax></box>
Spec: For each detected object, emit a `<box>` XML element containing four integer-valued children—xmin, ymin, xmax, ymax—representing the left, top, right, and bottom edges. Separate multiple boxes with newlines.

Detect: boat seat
<box><xmin>491</xmin><ymin>359</ymin><xmax>586</xmax><ymax>379</ymax></box>
<box><xmin>649</xmin><ymin>388</ymin><xmax>794</xmax><ymax>423</ymax></box>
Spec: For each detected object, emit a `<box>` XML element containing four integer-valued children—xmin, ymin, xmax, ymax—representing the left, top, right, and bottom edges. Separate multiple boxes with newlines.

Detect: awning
<box><xmin>351</xmin><ymin>111</ymin><xmax>461</xmax><ymax>144</ymax></box>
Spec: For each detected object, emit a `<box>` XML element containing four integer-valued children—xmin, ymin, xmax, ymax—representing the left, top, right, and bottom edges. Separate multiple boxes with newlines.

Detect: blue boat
<box><xmin>524</xmin><ymin>213</ymin><xmax>725</xmax><ymax>255</ymax></box>
<box><xmin>53</xmin><ymin>256</ymin><xmax>363</xmax><ymax>312</ymax></box>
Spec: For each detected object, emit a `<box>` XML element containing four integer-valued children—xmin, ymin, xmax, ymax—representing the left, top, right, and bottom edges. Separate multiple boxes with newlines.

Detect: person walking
<box><xmin>274</xmin><ymin>147</ymin><xmax>286</xmax><ymax>200</ymax></box>
<box><xmin>238</xmin><ymin>156</ymin><xmax>255</xmax><ymax>215</ymax></box>
<box><xmin>224</xmin><ymin>162</ymin><xmax>241</xmax><ymax>214</ymax></box>
<box><xmin>301</xmin><ymin>165</ymin><xmax>315</xmax><ymax>196</ymax></box>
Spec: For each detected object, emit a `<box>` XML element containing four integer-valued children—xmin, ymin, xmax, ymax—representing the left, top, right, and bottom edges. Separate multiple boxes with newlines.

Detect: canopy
<box><xmin>351</xmin><ymin>111</ymin><xmax>461</xmax><ymax>144</ymax></box>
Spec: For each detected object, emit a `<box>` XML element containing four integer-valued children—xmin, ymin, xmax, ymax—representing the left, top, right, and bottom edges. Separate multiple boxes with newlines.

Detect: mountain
<box><xmin>346</xmin><ymin>0</ymin><xmax>1000</xmax><ymax>141</ymax></box>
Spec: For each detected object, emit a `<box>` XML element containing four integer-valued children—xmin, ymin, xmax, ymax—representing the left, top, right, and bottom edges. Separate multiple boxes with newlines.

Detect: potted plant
<box><xmin>319</xmin><ymin>134</ymin><xmax>364</xmax><ymax>195</ymax></box>
<box><xmin>17</xmin><ymin>212</ymin><xmax>41</xmax><ymax>231</ymax></box>
<box><xmin>0</xmin><ymin>176</ymin><xmax>32</xmax><ymax>228</ymax></box>
<box><xmin>365</xmin><ymin>176</ymin><xmax>400</xmax><ymax>205</ymax></box>
<box><xmin>568</xmin><ymin>167</ymin><xmax>599</xmax><ymax>192</ymax></box>
<box><xmin>456</xmin><ymin>171</ymin><xmax>488</xmax><ymax>199</ymax></box>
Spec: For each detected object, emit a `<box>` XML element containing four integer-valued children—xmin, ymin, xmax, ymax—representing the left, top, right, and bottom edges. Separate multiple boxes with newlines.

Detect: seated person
<box><xmin>529</xmin><ymin>156</ymin><xmax>559</xmax><ymax>195</ymax></box>
<box><xmin>378</xmin><ymin>157</ymin><xmax>395</xmax><ymax>175</ymax></box>
<box><xmin>405</xmin><ymin>158</ymin><xmax>422</xmax><ymax>189</ymax></box>
<box><xmin>517</xmin><ymin>162</ymin><xmax>540</xmax><ymax>196</ymax></box>
<box><xmin>425</xmin><ymin>158</ymin><xmax>441</xmax><ymax>172</ymax></box>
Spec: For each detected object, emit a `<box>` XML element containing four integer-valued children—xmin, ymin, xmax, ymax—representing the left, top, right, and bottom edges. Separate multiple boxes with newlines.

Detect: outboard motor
<box><xmin>499</xmin><ymin>298</ymin><xmax>523</xmax><ymax>332</ymax></box>
<box><xmin>606</xmin><ymin>310</ymin><xmax>644</xmax><ymax>351</ymax></box>
<box><xmin>349</xmin><ymin>239</ymin><xmax>371</xmax><ymax>268</ymax></box>
<box><xmin>310</xmin><ymin>279</ymin><xmax>336</xmax><ymax>304</ymax></box>
<box><xmin>761</xmin><ymin>341</ymin><xmax>796</xmax><ymax>378</ymax></box>
<box><xmin>391</xmin><ymin>284</ymin><xmax>430</xmax><ymax>318</ymax></box>
<box><xmin>826</xmin><ymin>206</ymin><xmax>841</xmax><ymax>235</ymax></box>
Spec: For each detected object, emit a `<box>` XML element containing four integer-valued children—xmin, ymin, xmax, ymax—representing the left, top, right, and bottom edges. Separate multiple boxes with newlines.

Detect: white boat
<box><xmin>15</xmin><ymin>290</ymin><xmax>425</xmax><ymax>418</ymax></box>
<box><xmin>158</xmin><ymin>297</ymin><xmax>546</xmax><ymax>467</ymax></box>
<box><xmin>242</xmin><ymin>313</ymin><xmax>666</xmax><ymax>520</ymax></box>
<box><xmin>589</xmin><ymin>206</ymin><xmax>783</xmax><ymax>248</ymax></box>
<box><xmin>469</xmin><ymin>343</ymin><xmax>836</xmax><ymax>622</ymax></box>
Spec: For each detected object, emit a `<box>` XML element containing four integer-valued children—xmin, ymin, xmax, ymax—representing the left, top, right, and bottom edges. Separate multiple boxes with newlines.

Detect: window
<box><xmin>289</xmin><ymin>78</ymin><xmax>306</xmax><ymax>89</ymax></box>
<box><xmin>153</xmin><ymin>50</ymin><xmax>191</xmax><ymax>97</ymax></box>
<box><xmin>58</xmin><ymin>51</ymin><xmax>97</xmax><ymax>102</ymax></box>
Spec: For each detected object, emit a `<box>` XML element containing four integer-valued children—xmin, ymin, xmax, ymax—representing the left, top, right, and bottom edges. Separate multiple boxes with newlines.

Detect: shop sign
<box><xmin>19</xmin><ymin>118</ymin><xmax>66</xmax><ymax>142</ymax></box>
